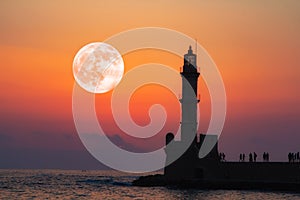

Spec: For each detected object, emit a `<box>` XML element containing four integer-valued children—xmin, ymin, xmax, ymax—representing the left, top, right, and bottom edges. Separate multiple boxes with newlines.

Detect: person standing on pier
<box><xmin>249</xmin><ymin>153</ymin><xmax>253</xmax><ymax>162</ymax></box>
<box><xmin>254</xmin><ymin>152</ymin><xmax>257</xmax><ymax>162</ymax></box>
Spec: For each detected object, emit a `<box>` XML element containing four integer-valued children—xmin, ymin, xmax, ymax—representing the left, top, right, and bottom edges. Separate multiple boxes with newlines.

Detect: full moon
<box><xmin>73</xmin><ymin>42</ymin><xmax>124</xmax><ymax>93</ymax></box>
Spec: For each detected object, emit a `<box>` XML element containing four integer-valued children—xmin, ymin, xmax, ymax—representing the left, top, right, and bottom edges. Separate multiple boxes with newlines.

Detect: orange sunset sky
<box><xmin>0</xmin><ymin>0</ymin><xmax>300</xmax><ymax>169</ymax></box>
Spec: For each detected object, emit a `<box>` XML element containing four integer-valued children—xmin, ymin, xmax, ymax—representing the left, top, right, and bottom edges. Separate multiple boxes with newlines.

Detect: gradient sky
<box><xmin>0</xmin><ymin>0</ymin><xmax>300</xmax><ymax>169</ymax></box>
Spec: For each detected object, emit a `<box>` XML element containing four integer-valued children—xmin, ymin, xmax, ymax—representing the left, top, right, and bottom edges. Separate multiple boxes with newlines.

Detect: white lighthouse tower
<box><xmin>180</xmin><ymin>46</ymin><xmax>200</xmax><ymax>143</ymax></box>
<box><xmin>164</xmin><ymin>46</ymin><xmax>201</xmax><ymax>178</ymax></box>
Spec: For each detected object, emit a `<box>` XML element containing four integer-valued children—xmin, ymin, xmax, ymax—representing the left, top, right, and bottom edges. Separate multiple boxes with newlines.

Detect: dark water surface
<box><xmin>0</xmin><ymin>169</ymin><xmax>300</xmax><ymax>199</ymax></box>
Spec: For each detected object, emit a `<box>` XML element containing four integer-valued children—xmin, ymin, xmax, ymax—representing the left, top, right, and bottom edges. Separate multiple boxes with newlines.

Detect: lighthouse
<box><xmin>180</xmin><ymin>46</ymin><xmax>200</xmax><ymax>143</ymax></box>
<box><xmin>164</xmin><ymin>46</ymin><xmax>219</xmax><ymax>179</ymax></box>
<box><xmin>164</xmin><ymin>46</ymin><xmax>202</xmax><ymax>178</ymax></box>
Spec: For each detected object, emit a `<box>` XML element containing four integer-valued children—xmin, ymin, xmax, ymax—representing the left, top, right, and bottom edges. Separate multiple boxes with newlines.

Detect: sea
<box><xmin>0</xmin><ymin>169</ymin><xmax>300</xmax><ymax>199</ymax></box>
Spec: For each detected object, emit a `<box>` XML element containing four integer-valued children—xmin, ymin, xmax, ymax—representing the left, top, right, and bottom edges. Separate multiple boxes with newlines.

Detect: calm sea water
<box><xmin>0</xmin><ymin>169</ymin><xmax>300</xmax><ymax>199</ymax></box>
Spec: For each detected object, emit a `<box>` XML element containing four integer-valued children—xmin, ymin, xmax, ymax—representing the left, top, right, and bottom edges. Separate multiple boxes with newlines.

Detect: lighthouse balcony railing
<box><xmin>180</xmin><ymin>67</ymin><xmax>200</xmax><ymax>73</ymax></box>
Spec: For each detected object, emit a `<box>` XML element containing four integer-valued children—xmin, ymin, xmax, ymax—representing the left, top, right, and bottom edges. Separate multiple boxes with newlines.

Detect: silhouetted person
<box><xmin>239</xmin><ymin>154</ymin><xmax>242</xmax><ymax>162</ymax></box>
<box><xmin>222</xmin><ymin>153</ymin><xmax>226</xmax><ymax>162</ymax></box>
<box><xmin>253</xmin><ymin>152</ymin><xmax>257</xmax><ymax>162</ymax></box>
<box><xmin>242</xmin><ymin>154</ymin><xmax>245</xmax><ymax>162</ymax></box>
<box><xmin>266</xmin><ymin>152</ymin><xmax>269</xmax><ymax>162</ymax></box>
<box><xmin>249</xmin><ymin>153</ymin><xmax>253</xmax><ymax>162</ymax></box>
<box><xmin>288</xmin><ymin>152</ymin><xmax>292</xmax><ymax>162</ymax></box>
<box><xmin>263</xmin><ymin>152</ymin><xmax>266</xmax><ymax>162</ymax></box>
<box><xmin>297</xmin><ymin>152</ymin><xmax>300</xmax><ymax>162</ymax></box>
